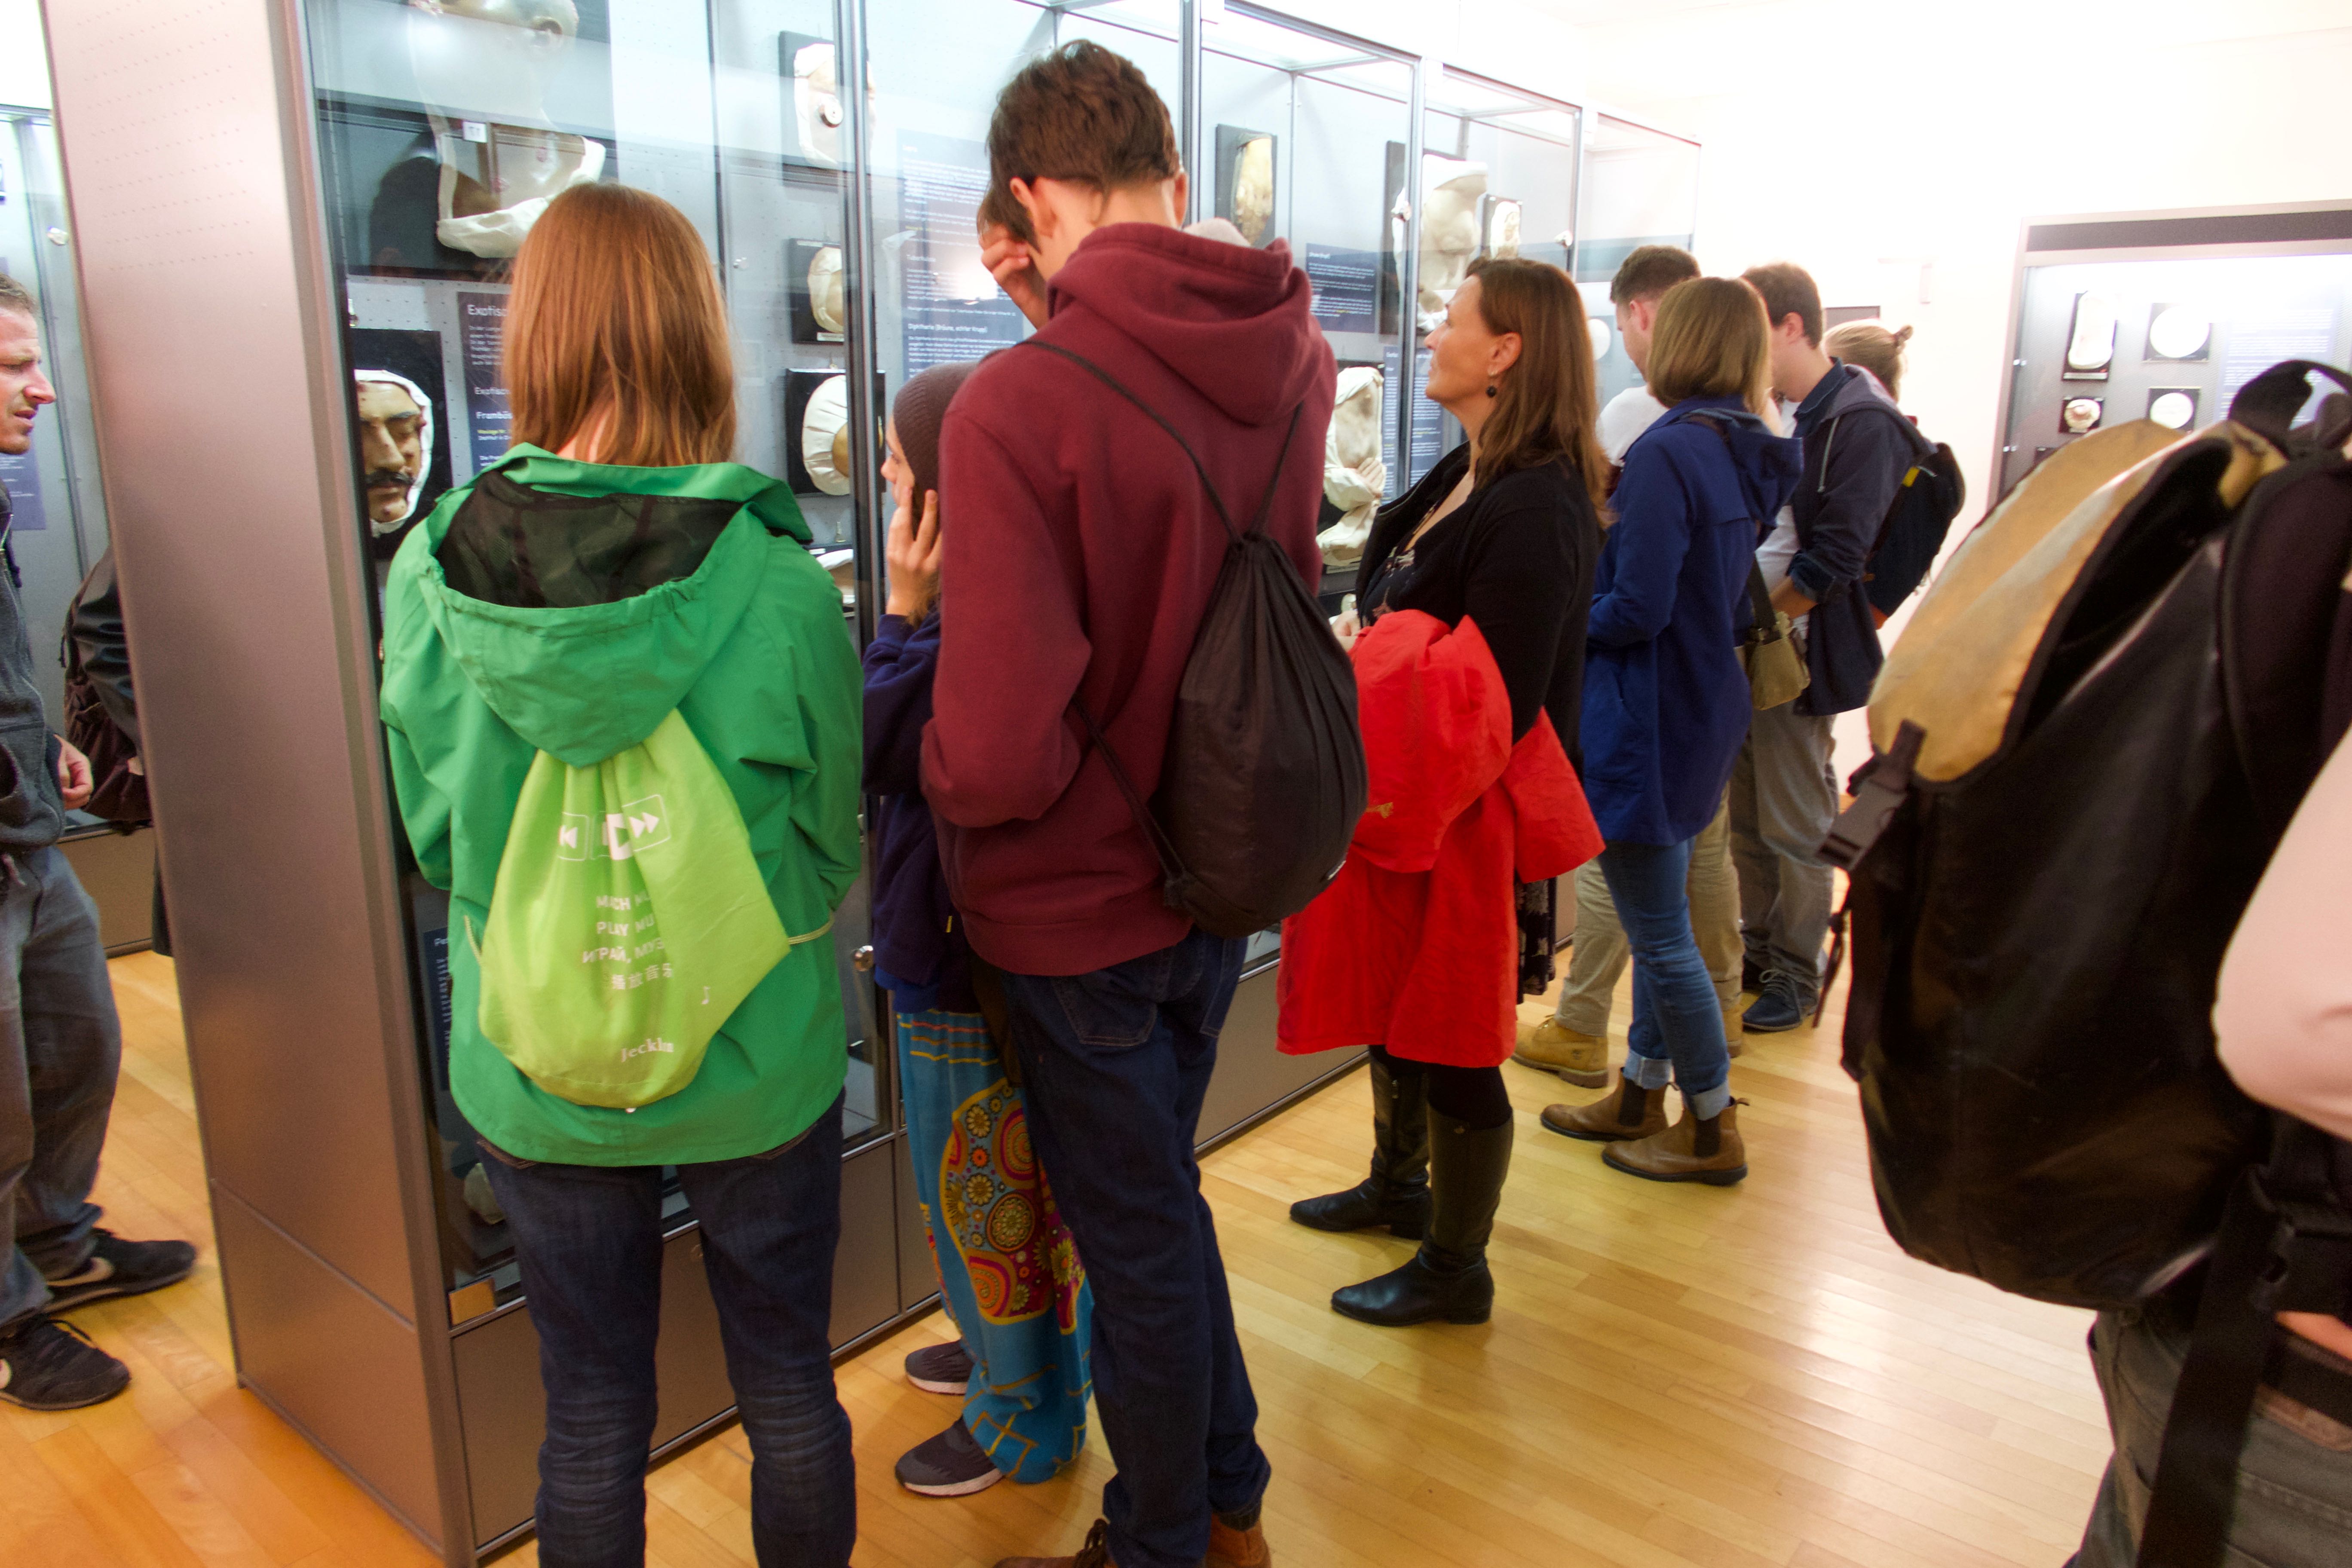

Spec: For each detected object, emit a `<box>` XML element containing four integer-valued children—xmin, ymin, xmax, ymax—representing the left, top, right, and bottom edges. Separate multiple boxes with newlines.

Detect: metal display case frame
<box><xmin>35</xmin><ymin>3</ymin><xmax>1696</xmax><ymax>1560</ymax></box>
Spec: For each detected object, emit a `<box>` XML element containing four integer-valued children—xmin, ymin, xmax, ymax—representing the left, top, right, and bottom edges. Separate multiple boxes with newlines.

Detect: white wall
<box><xmin>1547</xmin><ymin>0</ymin><xmax>2352</xmax><ymax>773</ymax></box>
<box><xmin>0</xmin><ymin>0</ymin><xmax>51</xmax><ymax>110</ymax></box>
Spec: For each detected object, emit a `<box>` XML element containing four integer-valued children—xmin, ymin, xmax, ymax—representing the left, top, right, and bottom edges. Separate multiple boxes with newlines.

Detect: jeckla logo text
<box><xmin>620</xmin><ymin>1038</ymin><xmax>678</xmax><ymax>1062</ymax></box>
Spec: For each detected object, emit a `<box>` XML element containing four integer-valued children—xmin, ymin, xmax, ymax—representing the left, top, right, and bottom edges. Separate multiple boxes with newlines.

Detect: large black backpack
<box><xmin>1018</xmin><ymin>341</ymin><xmax>1366</xmax><ymax>939</ymax></box>
<box><xmin>1824</xmin><ymin>361</ymin><xmax>2352</xmax><ymax>1567</ymax></box>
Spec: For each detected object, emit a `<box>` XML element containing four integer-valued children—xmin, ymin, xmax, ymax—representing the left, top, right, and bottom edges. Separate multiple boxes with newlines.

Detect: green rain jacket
<box><xmin>380</xmin><ymin>447</ymin><xmax>862</xmax><ymax>1166</ymax></box>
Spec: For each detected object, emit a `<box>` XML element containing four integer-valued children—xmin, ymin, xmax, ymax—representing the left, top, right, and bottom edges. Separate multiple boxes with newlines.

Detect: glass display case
<box><xmin>0</xmin><ymin>105</ymin><xmax>108</xmax><ymax>727</ymax></box>
<box><xmin>1997</xmin><ymin>205</ymin><xmax>2352</xmax><ymax>496</ymax></box>
<box><xmin>1575</xmin><ymin>111</ymin><xmax>1700</xmax><ymax>409</ymax></box>
<box><xmin>299</xmin><ymin>0</ymin><xmax>884</xmax><ymax>1323</ymax></box>
<box><xmin>42</xmin><ymin>5</ymin><xmax>1697</xmax><ymax>1558</ymax></box>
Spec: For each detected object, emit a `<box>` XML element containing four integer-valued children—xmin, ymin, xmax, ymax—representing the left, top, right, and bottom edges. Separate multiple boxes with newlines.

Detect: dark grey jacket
<box><xmin>1788</xmin><ymin>361</ymin><xmax>1932</xmax><ymax>716</ymax></box>
<box><xmin>0</xmin><ymin>478</ymin><xmax>65</xmax><ymax>851</ymax></box>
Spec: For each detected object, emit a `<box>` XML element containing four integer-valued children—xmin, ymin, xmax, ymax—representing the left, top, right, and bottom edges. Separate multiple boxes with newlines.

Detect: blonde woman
<box><xmin>1544</xmin><ymin>277</ymin><xmax>1801</xmax><ymax>1185</ymax></box>
<box><xmin>1823</xmin><ymin>319</ymin><xmax>1911</xmax><ymax>403</ymax></box>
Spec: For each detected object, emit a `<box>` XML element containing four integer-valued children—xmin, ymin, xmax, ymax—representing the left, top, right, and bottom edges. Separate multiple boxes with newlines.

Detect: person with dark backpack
<box><xmin>927</xmin><ymin>42</ymin><xmax>1335</xmax><ymax>1568</ymax></box>
<box><xmin>1822</xmin><ymin>361</ymin><xmax>2352</xmax><ymax>1568</ymax></box>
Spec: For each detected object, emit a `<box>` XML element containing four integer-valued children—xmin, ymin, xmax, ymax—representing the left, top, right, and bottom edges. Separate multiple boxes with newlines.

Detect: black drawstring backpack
<box><xmin>1822</xmin><ymin>361</ymin><xmax>2352</xmax><ymax>1568</ymax></box>
<box><xmin>1016</xmin><ymin>341</ymin><xmax>1367</xmax><ymax>940</ymax></box>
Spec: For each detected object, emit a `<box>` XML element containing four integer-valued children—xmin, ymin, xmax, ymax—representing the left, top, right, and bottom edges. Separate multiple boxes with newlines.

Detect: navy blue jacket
<box><xmin>862</xmin><ymin>610</ymin><xmax>975</xmax><ymax>1014</ymax></box>
<box><xmin>1787</xmin><ymin>361</ymin><xmax>1932</xmax><ymax>715</ymax></box>
<box><xmin>1580</xmin><ymin>397</ymin><xmax>1801</xmax><ymax>846</ymax></box>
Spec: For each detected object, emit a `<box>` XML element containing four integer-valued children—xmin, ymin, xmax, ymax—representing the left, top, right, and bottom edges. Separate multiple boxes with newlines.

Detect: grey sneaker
<box><xmin>895</xmin><ymin>1418</ymin><xmax>1003</xmax><ymax>1497</ymax></box>
<box><xmin>904</xmin><ymin>1338</ymin><xmax>973</xmax><ymax>1395</ymax></box>
<box><xmin>0</xmin><ymin>1316</ymin><xmax>131</xmax><ymax>1410</ymax></box>
<box><xmin>43</xmin><ymin>1229</ymin><xmax>198</xmax><ymax>1313</ymax></box>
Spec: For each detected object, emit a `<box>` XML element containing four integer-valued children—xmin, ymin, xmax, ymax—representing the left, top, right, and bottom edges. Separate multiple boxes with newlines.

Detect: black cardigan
<box><xmin>1359</xmin><ymin>444</ymin><xmax>1601</xmax><ymax>762</ymax></box>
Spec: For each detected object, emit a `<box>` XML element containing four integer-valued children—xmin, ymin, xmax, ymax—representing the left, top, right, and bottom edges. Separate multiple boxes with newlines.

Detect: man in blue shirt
<box><xmin>1733</xmin><ymin>263</ymin><xmax>1930</xmax><ymax>1032</ymax></box>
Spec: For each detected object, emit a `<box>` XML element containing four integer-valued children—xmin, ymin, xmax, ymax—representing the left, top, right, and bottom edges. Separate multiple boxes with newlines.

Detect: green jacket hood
<box><xmin>389</xmin><ymin>448</ymin><xmax>812</xmax><ymax>768</ymax></box>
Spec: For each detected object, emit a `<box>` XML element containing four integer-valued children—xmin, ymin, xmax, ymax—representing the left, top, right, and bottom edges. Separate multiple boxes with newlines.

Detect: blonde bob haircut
<box><xmin>1644</xmin><ymin>276</ymin><xmax>1774</xmax><ymax>419</ymax></box>
<box><xmin>505</xmin><ymin>183</ymin><xmax>736</xmax><ymax>467</ymax></box>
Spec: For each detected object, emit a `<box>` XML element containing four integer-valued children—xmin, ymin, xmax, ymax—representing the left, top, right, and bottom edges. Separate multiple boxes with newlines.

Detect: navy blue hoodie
<box><xmin>1580</xmin><ymin>397</ymin><xmax>1801</xmax><ymax>845</ymax></box>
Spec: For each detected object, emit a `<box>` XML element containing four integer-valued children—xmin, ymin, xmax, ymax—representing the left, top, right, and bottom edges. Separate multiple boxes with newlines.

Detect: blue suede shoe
<box><xmin>1742</xmin><ymin>971</ymin><xmax>1813</xmax><ymax>1034</ymax></box>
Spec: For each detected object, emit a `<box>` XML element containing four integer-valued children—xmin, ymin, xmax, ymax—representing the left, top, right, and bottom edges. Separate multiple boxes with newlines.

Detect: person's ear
<box><xmin>1634</xmin><ymin>297</ymin><xmax>1659</xmax><ymax>336</ymax></box>
<box><xmin>1489</xmin><ymin>331</ymin><xmax>1523</xmax><ymax>380</ymax></box>
<box><xmin>1010</xmin><ymin>177</ymin><xmax>1053</xmax><ymax>244</ymax></box>
<box><xmin>1170</xmin><ymin>168</ymin><xmax>1189</xmax><ymax>219</ymax></box>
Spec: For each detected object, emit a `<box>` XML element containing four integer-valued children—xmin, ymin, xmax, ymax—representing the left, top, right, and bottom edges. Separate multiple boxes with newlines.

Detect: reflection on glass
<box><xmin>1576</xmin><ymin>113</ymin><xmax>1700</xmax><ymax>409</ymax></box>
<box><xmin>304</xmin><ymin>0</ymin><xmax>888</xmax><ymax>1307</ymax></box>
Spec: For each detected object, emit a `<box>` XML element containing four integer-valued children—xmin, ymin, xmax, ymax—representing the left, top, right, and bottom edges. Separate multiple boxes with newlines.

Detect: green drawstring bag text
<box><xmin>471</xmin><ymin>710</ymin><xmax>800</xmax><ymax>1108</ymax></box>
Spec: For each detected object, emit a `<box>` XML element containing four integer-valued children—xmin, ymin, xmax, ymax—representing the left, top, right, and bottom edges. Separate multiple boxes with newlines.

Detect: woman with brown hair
<box><xmin>1540</xmin><ymin>277</ymin><xmax>1800</xmax><ymax>1185</ymax></box>
<box><xmin>379</xmin><ymin>182</ymin><xmax>863</xmax><ymax>1566</ymax></box>
<box><xmin>1280</xmin><ymin>257</ymin><xmax>1608</xmax><ymax>1328</ymax></box>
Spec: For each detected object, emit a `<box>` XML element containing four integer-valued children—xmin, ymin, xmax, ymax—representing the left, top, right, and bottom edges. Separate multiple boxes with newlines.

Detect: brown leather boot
<box><xmin>1602</xmin><ymin>1099</ymin><xmax>1748</xmax><ymax>1186</ymax></box>
<box><xmin>1540</xmin><ymin>1072</ymin><xmax>1669</xmax><ymax>1143</ymax></box>
<box><xmin>995</xmin><ymin>1519</ymin><xmax>1116</xmax><ymax>1568</ymax></box>
<box><xmin>1513</xmin><ymin>1020</ymin><xmax>1611</xmax><ymax>1087</ymax></box>
<box><xmin>1207</xmin><ymin>1511</ymin><xmax>1273</xmax><ymax>1567</ymax></box>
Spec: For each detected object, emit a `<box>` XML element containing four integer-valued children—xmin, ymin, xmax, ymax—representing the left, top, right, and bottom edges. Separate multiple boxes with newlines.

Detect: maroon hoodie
<box><xmin>921</xmin><ymin>223</ymin><xmax>1335</xmax><ymax>975</ymax></box>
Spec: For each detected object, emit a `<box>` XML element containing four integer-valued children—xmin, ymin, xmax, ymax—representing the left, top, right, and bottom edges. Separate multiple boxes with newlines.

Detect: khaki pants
<box><xmin>1551</xmin><ymin>794</ymin><xmax>1743</xmax><ymax>1037</ymax></box>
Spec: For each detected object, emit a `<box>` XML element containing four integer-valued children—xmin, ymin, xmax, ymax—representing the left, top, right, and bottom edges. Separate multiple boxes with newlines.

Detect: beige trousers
<box><xmin>1551</xmin><ymin>794</ymin><xmax>1743</xmax><ymax>1036</ymax></box>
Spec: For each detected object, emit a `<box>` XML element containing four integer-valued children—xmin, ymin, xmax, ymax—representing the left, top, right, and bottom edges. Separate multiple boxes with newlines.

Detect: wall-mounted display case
<box><xmin>1996</xmin><ymin>203</ymin><xmax>2352</xmax><ymax>497</ymax></box>
<box><xmin>40</xmin><ymin>4</ymin><xmax>1694</xmax><ymax>1562</ymax></box>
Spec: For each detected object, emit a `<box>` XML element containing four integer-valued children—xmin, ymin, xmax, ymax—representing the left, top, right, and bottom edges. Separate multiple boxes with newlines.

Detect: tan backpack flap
<box><xmin>1867</xmin><ymin>420</ymin><xmax>2263</xmax><ymax>784</ymax></box>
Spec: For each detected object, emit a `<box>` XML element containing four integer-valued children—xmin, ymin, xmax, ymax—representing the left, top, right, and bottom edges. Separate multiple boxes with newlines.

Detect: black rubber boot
<box><xmin>1289</xmin><ymin>1058</ymin><xmax>1432</xmax><ymax>1238</ymax></box>
<box><xmin>1329</xmin><ymin>1114</ymin><xmax>1513</xmax><ymax>1327</ymax></box>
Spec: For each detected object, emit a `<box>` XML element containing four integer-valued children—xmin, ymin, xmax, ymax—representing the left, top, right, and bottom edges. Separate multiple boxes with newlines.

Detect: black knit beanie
<box><xmin>891</xmin><ymin>361</ymin><xmax>981</xmax><ymax>510</ymax></box>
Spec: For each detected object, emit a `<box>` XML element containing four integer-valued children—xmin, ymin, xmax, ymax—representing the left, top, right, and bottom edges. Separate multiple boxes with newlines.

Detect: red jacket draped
<box><xmin>1277</xmin><ymin>609</ymin><xmax>1603</xmax><ymax>1068</ymax></box>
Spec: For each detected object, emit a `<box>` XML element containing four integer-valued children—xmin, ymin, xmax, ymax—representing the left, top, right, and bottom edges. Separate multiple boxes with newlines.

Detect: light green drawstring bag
<box><xmin>470</xmin><ymin>710</ymin><xmax>808</xmax><ymax>1108</ymax></box>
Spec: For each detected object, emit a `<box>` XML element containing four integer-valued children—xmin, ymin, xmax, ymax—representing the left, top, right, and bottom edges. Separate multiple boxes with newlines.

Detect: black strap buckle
<box><xmin>1819</xmin><ymin>720</ymin><xmax>1925</xmax><ymax>870</ymax></box>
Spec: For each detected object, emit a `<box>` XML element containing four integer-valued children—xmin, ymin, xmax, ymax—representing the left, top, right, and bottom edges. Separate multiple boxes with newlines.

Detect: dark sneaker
<box><xmin>1742</xmin><ymin>971</ymin><xmax>1812</xmax><ymax>1034</ymax></box>
<box><xmin>904</xmin><ymin>1338</ymin><xmax>973</xmax><ymax>1395</ymax></box>
<box><xmin>42</xmin><ymin>1229</ymin><xmax>199</xmax><ymax>1312</ymax></box>
<box><xmin>0</xmin><ymin>1316</ymin><xmax>131</xmax><ymax>1410</ymax></box>
<box><xmin>895</xmin><ymin>1417</ymin><xmax>1003</xmax><ymax>1497</ymax></box>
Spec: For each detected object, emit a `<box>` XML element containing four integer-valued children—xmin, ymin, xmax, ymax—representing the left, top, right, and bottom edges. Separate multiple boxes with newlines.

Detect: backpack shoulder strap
<box><xmin>1017</xmin><ymin>339</ymin><xmax>1302</xmax><ymax>545</ymax></box>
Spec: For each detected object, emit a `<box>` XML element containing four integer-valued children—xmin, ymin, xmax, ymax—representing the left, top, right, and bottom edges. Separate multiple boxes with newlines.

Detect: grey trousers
<box><xmin>1552</xmin><ymin>793</ymin><xmax>1742</xmax><ymax>1035</ymax></box>
<box><xmin>2075</xmin><ymin>1297</ymin><xmax>2352</xmax><ymax>1567</ymax></box>
<box><xmin>1729</xmin><ymin>701</ymin><xmax>1838</xmax><ymax>1001</ymax></box>
<box><xmin>0</xmin><ymin>846</ymin><xmax>121</xmax><ymax>1332</ymax></box>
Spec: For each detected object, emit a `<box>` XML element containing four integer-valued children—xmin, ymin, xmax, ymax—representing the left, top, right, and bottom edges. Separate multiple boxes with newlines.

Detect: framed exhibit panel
<box><xmin>1574</xmin><ymin>112</ymin><xmax>1701</xmax><ymax>410</ymax></box>
<box><xmin>1994</xmin><ymin>203</ymin><xmax>2352</xmax><ymax>496</ymax></box>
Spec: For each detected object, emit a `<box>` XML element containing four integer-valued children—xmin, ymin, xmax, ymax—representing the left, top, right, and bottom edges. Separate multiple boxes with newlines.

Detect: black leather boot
<box><xmin>1289</xmin><ymin>1058</ymin><xmax>1431</xmax><ymax>1238</ymax></box>
<box><xmin>1329</xmin><ymin>1113</ymin><xmax>1513</xmax><ymax>1327</ymax></box>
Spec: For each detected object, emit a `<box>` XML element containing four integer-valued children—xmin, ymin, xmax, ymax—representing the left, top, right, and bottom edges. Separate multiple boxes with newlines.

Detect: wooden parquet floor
<box><xmin>2</xmin><ymin>951</ymin><xmax>2107</xmax><ymax>1568</ymax></box>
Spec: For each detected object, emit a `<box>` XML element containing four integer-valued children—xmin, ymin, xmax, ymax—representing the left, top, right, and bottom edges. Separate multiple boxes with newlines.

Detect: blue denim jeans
<box><xmin>998</xmin><ymin>930</ymin><xmax>1268</xmax><ymax>1568</ymax></box>
<box><xmin>1598</xmin><ymin>838</ymin><xmax>1733</xmax><ymax>1119</ymax></box>
<box><xmin>477</xmin><ymin>1097</ymin><xmax>854</xmax><ymax>1568</ymax></box>
<box><xmin>0</xmin><ymin>847</ymin><xmax>122</xmax><ymax>1332</ymax></box>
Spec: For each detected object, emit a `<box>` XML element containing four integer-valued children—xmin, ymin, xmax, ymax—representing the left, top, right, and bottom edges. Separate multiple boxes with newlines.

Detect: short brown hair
<box><xmin>1463</xmin><ymin>258</ymin><xmax>1610</xmax><ymax>519</ymax></box>
<box><xmin>1742</xmin><ymin>261</ymin><xmax>1822</xmax><ymax>346</ymax></box>
<box><xmin>504</xmin><ymin>184</ymin><xmax>735</xmax><ymax>468</ymax></box>
<box><xmin>981</xmin><ymin>41</ymin><xmax>1180</xmax><ymax>246</ymax></box>
<box><xmin>1608</xmin><ymin>244</ymin><xmax>1699</xmax><ymax>306</ymax></box>
<box><xmin>0</xmin><ymin>273</ymin><xmax>32</xmax><ymax>319</ymax></box>
<box><xmin>1824</xmin><ymin>320</ymin><xmax>1912</xmax><ymax>401</ymax></box>
<box><xmin>1646</xmin><ymin>277</ymin><xmax>1773</xmax><ymax>416</ymax></box>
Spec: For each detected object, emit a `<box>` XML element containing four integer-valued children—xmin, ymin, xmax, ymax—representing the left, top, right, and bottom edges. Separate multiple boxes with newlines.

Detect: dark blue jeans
<box><xmin>477</xmin><ymin>1097</ymin><xmax>854</xmax><ymax>1568</ymax></box>
<box><xmin>1599</xmin><ymin>838</ymin><xmax>1733</xmax><ymax>1119</ymax></box>
<box><xmin>999</xmin><ymin>930</ymin><xmax>1268</xmax><ymax>1568</ymax></box>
